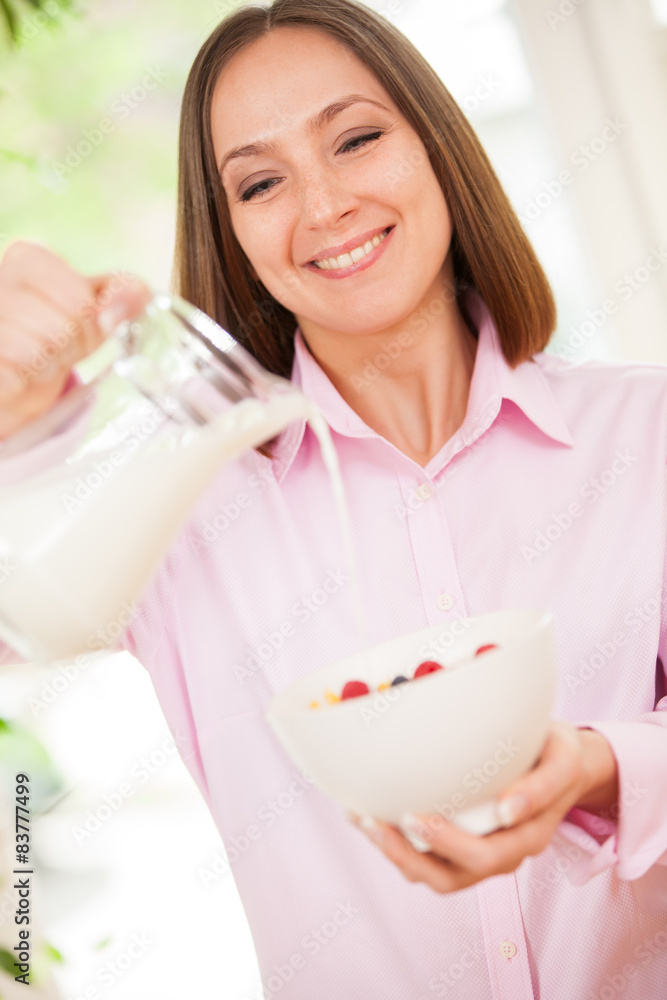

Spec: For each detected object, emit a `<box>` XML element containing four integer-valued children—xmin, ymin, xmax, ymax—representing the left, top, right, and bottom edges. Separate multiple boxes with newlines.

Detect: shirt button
<box><xmin>499</xmin><ymin>941</ymin><xmax>517</xmax><ymax>959</ymax></box>
<box><xmin>415</xmin><ymin>483</ymin><xmax>433</xmax><ymax>501</ymax></box>
<box><xmin>437</xmin><ymin>592</ymin><xmax>455</xmax><ymax>612</ymax></box>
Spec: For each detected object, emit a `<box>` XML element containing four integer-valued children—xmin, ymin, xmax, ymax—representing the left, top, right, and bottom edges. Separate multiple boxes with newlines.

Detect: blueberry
<box><xmin>391</xmin><ymin>675</ymin><xmax>409</xmax><ymax>686</ymax></box>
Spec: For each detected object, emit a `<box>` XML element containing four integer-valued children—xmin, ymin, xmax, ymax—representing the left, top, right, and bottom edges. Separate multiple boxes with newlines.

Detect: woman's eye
<box><xmin>338</xmin><ymin>130</ymin><xmax>384</xmax><ymax>154</ymax></box>
<box><xmin>240</xmin><ymin>177</ymin><xmax>281</xmax><ymax>203</ymax></box>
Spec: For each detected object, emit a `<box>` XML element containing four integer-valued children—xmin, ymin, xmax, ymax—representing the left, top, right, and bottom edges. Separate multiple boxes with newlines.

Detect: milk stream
<box><xmin>307</xmin><ymin>408</ymin><xmax>369</xmax><ymax>658</ymax></box>
<box><xmin>0</xmin><ymin>391</ymin><xmax>369</xmax><ymax>665</ymax></box>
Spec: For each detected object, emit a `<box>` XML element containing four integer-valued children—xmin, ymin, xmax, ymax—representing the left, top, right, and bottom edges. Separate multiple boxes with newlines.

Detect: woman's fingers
<box><xmin>0</xmin><ymin>287</ymin><xmax>81</xmax><ymax>383</ymax></box>
<box><xmin>348</xmin><ymin>722</ymin><xmax>592</xmax><ymax>894</ymax></box>
<box><xmin>90</xmin><ymin>271</ymin><xmax>153</xmax><ymax>340</ymax></box>
<box><xmin>355</xmin><ymin>818</ymin><xmax>472</xmax><ymax>892</ymax></box>
<box><xmin>400</xmin><ymin>806</ymin><xmax>566</xmax><ymax>877</ymax></box>
<box><xmin>495</xmin><ymin>721</ymin><xmax>585</xmax><ymax>828</ymax></box>
<box><xmin>0</xmin><ymin>241</ymin><xmax>153</xmax><ymax>440</ymax></box>
<box><xmin>1</xmin><ymin>240</ymin><xmax>97</xmax><ymax>323</ymax></box>
<box><xmin>0</xmin><ymin>359</ymin><xmax>29</xmax><ymax>406</ymax></box>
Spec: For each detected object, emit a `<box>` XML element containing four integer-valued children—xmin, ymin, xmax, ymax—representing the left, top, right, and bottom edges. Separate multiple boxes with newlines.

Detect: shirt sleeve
<box><xmin>550</xmin><ymin>484</ymin><xmax>667</xmax><ymax>885</ymax></box>
<box><xmin>550</xmin><ymin>704</ymin><xmax>667</xmax><ymax>885</ymax></box>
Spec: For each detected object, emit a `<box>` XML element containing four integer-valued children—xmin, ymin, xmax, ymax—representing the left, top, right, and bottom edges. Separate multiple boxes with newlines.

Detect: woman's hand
<box><xmin>0</xmin><ymin>240</ymin><xmax>152</xmax><ymax>440</ymax></box>
<box><xmin>349</xmin><ymin>721</ymin><xmax>619</xmax><ymax>894</ymax></box>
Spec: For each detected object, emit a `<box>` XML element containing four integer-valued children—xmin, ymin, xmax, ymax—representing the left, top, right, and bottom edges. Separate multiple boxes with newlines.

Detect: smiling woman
<box><xmin>174</xmin><ymin>0</ymin><xmax>555</xmax><ymax>428</ymax></box>
<box><xmin>2</xmin><ymin>0</ymin><xmax>667</xmax><ymax>998</ymax></box>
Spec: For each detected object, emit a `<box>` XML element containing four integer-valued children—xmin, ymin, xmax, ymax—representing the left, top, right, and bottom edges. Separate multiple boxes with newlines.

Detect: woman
<box><xmin>1</xmin><ymin>1</ymin><xmax>667</xmax><ymax>997</ymax></box>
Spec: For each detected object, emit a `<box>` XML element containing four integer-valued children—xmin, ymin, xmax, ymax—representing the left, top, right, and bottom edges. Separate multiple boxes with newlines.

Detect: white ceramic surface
<box><xmin>266</xmin><ymin>609</ymin><xmax>557</xmax><ymax>835</ymax></box>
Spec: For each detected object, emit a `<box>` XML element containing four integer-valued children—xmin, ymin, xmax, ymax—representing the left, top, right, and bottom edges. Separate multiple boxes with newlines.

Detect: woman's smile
<box><xmin>303</xmin><ymin>224</ymin><xmax>395</xmax><ymax>279</ymax></box>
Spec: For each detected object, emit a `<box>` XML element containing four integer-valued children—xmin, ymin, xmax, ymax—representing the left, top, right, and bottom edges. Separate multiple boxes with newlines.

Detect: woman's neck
<box><xmin>297</xmin><ymin>271</ymin><xmax>479</xmax><ymax>468</ymax></box>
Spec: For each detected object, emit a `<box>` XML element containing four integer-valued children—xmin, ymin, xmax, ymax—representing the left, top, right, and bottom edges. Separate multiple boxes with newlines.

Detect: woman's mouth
<box><xmin>304</xmin><ymin>226</ymin><xmax>395</xmax><ymax>279</ymax></box>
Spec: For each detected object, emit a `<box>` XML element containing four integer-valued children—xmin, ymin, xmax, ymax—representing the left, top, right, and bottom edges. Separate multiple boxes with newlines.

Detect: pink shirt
<box><xmin>3</xmin><ymin>292</ymin><xmax>667</xmax><ymax>999</ymax></box>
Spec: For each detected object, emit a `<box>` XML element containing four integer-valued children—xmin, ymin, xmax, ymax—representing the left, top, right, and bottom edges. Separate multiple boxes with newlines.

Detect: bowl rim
<box><xmin>266</xmin><ymin>607</ymin><xmax>553</xmax><ymax>720</ymax></box>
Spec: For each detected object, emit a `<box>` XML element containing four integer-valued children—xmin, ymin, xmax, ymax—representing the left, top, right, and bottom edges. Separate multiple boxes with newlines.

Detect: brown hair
<box><xmin>174</xmin><ymin>0</ymin><xmax>556</xmax><ymax>457</ymax></box>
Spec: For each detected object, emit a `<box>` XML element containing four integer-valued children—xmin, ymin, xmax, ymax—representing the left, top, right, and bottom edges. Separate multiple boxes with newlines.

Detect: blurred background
<box><xmin>1</xmin><ymin>0</ymin><xmax>667</xmax><ymax>996</ymax></box>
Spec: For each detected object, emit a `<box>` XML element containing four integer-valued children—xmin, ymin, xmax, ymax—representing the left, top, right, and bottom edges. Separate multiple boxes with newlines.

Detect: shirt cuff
<box><xmin>550</xmin><ymin>718</ymin><xmax>667</xmax><ymax>885</ymax></box>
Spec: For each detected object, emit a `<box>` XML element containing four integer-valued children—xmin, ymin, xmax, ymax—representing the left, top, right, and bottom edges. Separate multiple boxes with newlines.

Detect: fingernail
<box><xmin>400</xmin><ymin>813</ymin><xmax>432</xmax><ymax>840</ymax></box>
<box><xmin>360</xmin><ymin>816</ymin><xmax>386</xmax><ymax>846</ymax></box>
<box><xmin>497</xmin><ymin>793</ymin><xmax>529</xmax><ymax>828</ymax></box>
<box><xmin>400</xmin><ymin>813</ymin><xmax>433</xmax><ymax>852</ymax></box>
<box><xmin>97</xmin><ymin>304</ymin><xmax>127</xmax><ymax>337</ymax></box>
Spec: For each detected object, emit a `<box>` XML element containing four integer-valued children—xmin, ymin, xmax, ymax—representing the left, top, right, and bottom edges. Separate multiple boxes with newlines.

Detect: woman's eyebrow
<box><xmin>218</xmin><ymin>94</ymin><xmax>392</xmax><ymax>177</ymax></box>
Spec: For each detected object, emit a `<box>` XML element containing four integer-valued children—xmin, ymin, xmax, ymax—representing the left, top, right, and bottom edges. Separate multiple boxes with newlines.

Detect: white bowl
<box><xmin>266</xmin><ymin>608</ymin><xmax>557</xmax><ymax>835</ymax></box>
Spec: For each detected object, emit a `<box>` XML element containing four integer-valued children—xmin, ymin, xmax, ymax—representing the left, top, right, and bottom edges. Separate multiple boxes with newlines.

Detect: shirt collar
<box><xmin>270</xmin><ymin>291</ymin><xmax>574</xmax><ymax>483</ymax></box>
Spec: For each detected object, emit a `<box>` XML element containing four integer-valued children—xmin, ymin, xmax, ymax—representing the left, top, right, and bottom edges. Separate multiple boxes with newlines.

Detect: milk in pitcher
<box><xmin>0</xmin><ymin>393</ymin><xmax>367</xmax><ymax>664</ymax></box>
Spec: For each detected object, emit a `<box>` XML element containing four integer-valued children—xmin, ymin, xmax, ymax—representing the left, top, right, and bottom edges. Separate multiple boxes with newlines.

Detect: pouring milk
<box><xmin>0</xmin><ymin>392</ymin><xmax>368</xmax><ymax>664</ymax></box>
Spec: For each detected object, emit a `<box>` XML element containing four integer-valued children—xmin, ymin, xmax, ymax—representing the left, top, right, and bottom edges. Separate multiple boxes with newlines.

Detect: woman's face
<box><xmin>211</xmin><ymin>26</ymin><xmax>453</xmax><ymax>340</ymax></box>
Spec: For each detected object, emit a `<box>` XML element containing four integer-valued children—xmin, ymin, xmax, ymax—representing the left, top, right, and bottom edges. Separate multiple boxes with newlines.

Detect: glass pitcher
<box><xmin>0</xmin><ymin>293</ymin><xmax>313</xmax><ymax>665</ymax></box>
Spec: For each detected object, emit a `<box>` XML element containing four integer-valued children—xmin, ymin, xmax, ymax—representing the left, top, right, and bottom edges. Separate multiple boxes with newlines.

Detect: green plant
<box><xmin>0</xmin><ymin>939</ymin><xmax>65</xmax><ymax>986</ymax></box>
<box><xmin>0</xmin><ymin>0</ymin><xmax>73</xmax><ymax>45</ymax></box>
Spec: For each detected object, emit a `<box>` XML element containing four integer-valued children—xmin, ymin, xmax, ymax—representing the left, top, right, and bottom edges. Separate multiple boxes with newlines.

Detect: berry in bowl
<box><xmin>307</xmin><ymin>645</ymin><xmax>500</xmax><ymax>708</ymax></box>
<box><xmin>265</xmin><ymin>609</ymin><xmax>557</xmax><ymax>836</ymax></box>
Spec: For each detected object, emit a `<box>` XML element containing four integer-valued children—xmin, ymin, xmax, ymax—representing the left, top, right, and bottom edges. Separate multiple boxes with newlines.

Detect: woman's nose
<box><xmin>297</xmin><ymin>161</ymin><xmax>359</xmax><ymax>230</ymax></box>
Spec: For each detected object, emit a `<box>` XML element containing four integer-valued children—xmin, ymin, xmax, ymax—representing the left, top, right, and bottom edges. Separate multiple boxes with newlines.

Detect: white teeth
<box><xmin>313</xmin><ymin>228</ymin><xmax>389</xmax><ymax>270</ymax></box>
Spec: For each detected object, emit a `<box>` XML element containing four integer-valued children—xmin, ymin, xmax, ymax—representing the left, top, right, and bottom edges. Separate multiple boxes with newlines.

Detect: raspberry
<box><xmin>475</xmin><ymin>644</ymin><xmax>499</xmax><ymax>656</ymax></box>
<box><xmin>413</xmin><ymin>661</ymin><xmax>443</xmax><ymax>679</ymax></box>
<box><xmin>340</xmin><ymin>680</ymin><xmax>370</xmax><ymax>700</ymax></box>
